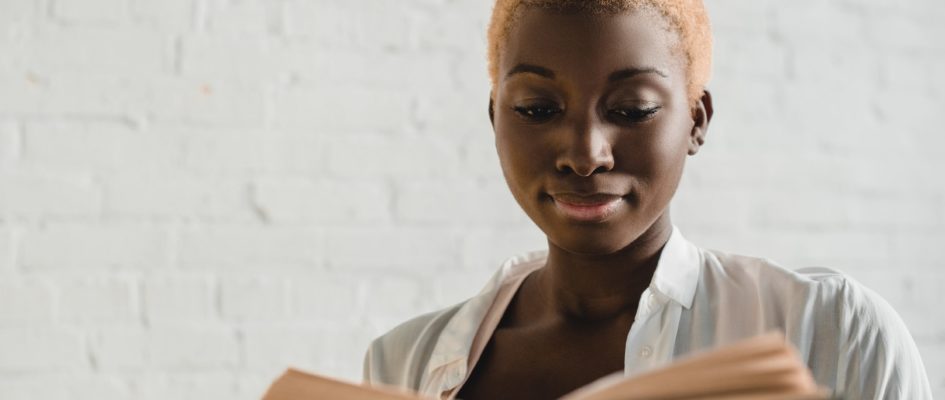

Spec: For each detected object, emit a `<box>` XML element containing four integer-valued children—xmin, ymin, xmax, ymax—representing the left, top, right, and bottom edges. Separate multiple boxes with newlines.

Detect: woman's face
<box><xmin>492</xmin><ymin>8</ymin><xmax>710</xmax><ymax>255</ymax></box>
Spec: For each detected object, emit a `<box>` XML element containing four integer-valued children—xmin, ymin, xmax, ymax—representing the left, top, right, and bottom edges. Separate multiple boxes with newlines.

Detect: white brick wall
<box><xmin>0</xmin><ymin>0</ymin><xmax>942</xmax><ymax>398</ymax></box>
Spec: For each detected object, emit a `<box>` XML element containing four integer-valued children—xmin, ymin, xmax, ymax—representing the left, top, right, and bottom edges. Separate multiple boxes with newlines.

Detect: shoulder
<box><xmin>363</xmin><ymin>250</ymin><xmax>547</xmax><ymax>391</ymax></box>
<box><xmin>698</xmin><ymin>248</ymin><xmax>900</xmax><ymax>321</ymax></box>
<box><xmin>699</xmin><ymin>248</ymin><xmax>932</xmax><ymax>398</ymax></box>
<box><xmin>699</xmin><ymin>248</ymin><xmax>852</xmax><ymax>305</ymax></box>
<box><xmin>363</xmin><ymin>301</ymin><xmax>467</xmax><ymax>389</ymax></box>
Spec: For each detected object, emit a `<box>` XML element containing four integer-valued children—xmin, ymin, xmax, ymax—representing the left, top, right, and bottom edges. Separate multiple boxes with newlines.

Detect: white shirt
<box><xmin>363</xmin><ymin>227</ymin><xmax>933</xmax><ymax>399</ymax></box>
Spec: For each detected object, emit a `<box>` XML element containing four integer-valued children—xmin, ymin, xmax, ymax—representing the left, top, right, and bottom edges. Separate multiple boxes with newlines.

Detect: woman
<box><xmin>363</xmin><ymin>1</ymin><xmax>932</xmax><ymax>399</ymax></box>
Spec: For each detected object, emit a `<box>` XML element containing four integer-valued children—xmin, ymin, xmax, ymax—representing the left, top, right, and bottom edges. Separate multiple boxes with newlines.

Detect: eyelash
<box><xmin>512</xmin><ymin>105</ymin><xmax>661</xmax><ymax>123</ymax></box>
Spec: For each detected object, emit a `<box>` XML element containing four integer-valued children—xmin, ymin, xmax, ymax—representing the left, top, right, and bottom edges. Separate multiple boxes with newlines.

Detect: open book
<box><xmin>262</xmin><ymin>333</ymin><xmax>834</xmax><ymax>400</ymax></box>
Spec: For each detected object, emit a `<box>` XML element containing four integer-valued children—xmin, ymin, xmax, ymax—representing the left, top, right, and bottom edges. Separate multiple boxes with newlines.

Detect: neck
<box><xmin>535</xmin><ymin>214</ymin><xmax>673</xmax><ymax>321</ymax></box>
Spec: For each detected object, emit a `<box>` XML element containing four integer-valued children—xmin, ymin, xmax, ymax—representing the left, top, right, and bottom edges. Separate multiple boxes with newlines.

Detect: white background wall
<box><xmin>0</xmin><ymin>0</ymin><xmax>942</xmax><ymax>398</ymax></box>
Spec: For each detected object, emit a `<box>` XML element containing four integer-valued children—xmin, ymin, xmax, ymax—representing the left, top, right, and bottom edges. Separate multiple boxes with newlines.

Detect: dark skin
<box><xmin>457</xmin><ymin>8</ymin><xmax>713</xmax><ymax>400</ymax></box>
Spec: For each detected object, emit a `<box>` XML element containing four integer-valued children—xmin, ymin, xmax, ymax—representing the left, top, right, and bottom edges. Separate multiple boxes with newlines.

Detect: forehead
<box><xmin>501</xmin><ymin>8</ymin><xmax>685</xmax><ymax>86</ymax></box>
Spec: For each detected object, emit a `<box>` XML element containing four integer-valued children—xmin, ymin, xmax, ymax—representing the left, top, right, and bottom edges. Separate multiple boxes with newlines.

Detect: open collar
<box><xmin>648</xmin><ymin>226</ymin><xmax>702</xmax><ymax>310</ymax></box>
<box><xmin>422</xmin><ymin>226</ymin><xmax>702</xmax><ymax>389</ymax></box>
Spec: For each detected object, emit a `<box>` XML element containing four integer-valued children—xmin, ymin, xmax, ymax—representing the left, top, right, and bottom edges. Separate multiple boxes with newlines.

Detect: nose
<box><xmin>555</xmin><ymin>117</ymin><xmax>615</xmax><ymax>177</ymax></box>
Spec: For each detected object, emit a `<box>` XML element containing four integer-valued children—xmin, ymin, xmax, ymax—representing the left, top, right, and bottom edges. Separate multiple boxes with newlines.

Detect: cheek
<box><xmin>616</xmin><ymin>119</ymin><xmax>691</xmax><ymax>190</ymax></box>
<box><xmin>495</xmin><ymin>124</ymin><xmax>550</xmax><ymax>184</ymax></box>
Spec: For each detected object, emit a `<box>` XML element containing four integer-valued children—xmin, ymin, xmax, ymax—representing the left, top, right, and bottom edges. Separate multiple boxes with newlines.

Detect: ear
<box><xmin>688</xmin><ymin>89</ymin><xmax>713</xmax><ymax>156</ymax></box>
<box><xmin>488</xmin><ymin>94</ymin><xmax>496</xmax><ymax>128</ymax></box>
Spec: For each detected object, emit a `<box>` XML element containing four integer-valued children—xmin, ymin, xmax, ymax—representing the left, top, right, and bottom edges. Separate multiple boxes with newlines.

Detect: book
<box><xmin>262</xmin><ymin>332</ymin><xmax>834</xmax><ymax>400</ymax></box>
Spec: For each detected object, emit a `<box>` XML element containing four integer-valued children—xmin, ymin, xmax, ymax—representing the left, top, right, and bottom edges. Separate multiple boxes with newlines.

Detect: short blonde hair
<box><xmin>487</xmin><ymin>0</ymin><xmax>713</xmax><ymax>102</ymax></box>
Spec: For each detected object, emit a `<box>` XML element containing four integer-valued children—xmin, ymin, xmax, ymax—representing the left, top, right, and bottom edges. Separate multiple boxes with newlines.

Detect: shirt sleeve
<box><xmin>834</xmin><ymin>277</ymin><xmax>933</xmax><ymax>399</ymax></box>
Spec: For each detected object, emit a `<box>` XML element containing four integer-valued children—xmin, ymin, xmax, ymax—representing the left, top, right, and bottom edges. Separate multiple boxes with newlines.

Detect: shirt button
<box><xmin>640</xmin><ymin>346</ymin><xmax>653</xmax><ymax>358</ymax></box>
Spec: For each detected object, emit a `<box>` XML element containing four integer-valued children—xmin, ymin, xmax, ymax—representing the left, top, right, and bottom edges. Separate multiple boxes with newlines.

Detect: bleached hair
<box><xmin>487</xmin><ymin>0</ymin><xmax>713</xmax><ymax>102</ymax></box>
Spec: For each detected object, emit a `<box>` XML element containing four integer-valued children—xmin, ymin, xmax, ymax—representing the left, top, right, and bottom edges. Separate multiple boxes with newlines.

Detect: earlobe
<box><xmin>688</xmin><ymin>89</ymin><xmax>713</xmax><ymax>156</ymax></box>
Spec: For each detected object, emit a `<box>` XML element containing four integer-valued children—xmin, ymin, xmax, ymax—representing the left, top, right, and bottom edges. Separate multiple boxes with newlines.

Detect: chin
<box><xmin>546</xmin><ymin>224</ymin><xmax>639</xmax><ymax>256</ymax></box>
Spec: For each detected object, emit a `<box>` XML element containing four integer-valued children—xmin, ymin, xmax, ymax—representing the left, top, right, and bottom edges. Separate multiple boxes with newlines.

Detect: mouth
<box><xmin>549</xmin><ymin>193</ymin><xmax>624</xmax><ymax>223</ymax></box>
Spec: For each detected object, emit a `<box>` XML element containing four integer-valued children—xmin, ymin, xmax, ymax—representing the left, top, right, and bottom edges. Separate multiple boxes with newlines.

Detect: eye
<box><xmin>608</xmin><ymin>106</ymin><xmax>661</xmax><ymax>122</ymax></box>
<box><xmin>512</xmin><ymin>104</ymin><xmax>562</xmax><ymax>122</ymax></box>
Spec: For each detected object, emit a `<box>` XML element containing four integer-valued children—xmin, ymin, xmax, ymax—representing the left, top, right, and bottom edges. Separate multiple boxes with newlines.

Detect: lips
<box><xmin>550</xmin><ymin>192</ymin><xmax>624</xmax><ymax>222</ymax></box>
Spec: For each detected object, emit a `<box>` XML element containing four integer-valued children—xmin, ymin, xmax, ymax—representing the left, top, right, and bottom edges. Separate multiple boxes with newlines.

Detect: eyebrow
<box><xmin>607</xmin><ymin>67</ymin><xmax>668</xmax><ymax>82</ymax></box>
<box><xmin>505</xmin><ymin>63</ymin><xmax>555</xmax><ymax>79</ymax></box>
<box><xmin>505</xmin><ymin>63</ymin><xmax>668</xmax><ymax>83</ymax></box>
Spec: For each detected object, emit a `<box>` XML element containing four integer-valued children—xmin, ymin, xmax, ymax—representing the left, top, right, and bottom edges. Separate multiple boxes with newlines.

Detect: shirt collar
<box><xmin>648</xmin><ymin>225</ymin><xmax>702</xmax><ymax>310</ymax></box>
<box><xmin>422</xmin><ymin>226</ymin><xmax>702</xmax><ymax>386</ymax></box>
<box><xmin>424</xmin><ymin>251</ymin><xmax>547</xmax><ymax>381</ymax></box>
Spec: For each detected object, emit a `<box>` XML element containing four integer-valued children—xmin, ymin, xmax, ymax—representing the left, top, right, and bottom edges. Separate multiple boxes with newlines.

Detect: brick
<box><xmin>220</xmin><ymin>277</ymin><xmax>289</xmax><ymax>321</ymax></box>
<box><xmin>0</xmin><ymin>229</ymin><xmax>12</xmax><ymax>273</ymax></box>
<box><xmin>461</xmin><ymin>226</ymin><xmax>546</xmax><ymax>270</ymax></box>
<box><xmin>54</xmin><ymin>0</ymin><xmax>128</xmax><ymax>23</ymax></box>
<box><xmin>204</xmin><ymin>0</ymin><xmax>281</xmax><ymax>36</ymax></box>
<box><xmin>864</xmin><ymin>13</ymin><xmax>932</xmax><ymax>51</ymax></box>
<box><xmin>181</xmin><ymin>128</ymin><xmax>267</xmax><ymax>173</ymax></box>
<box><xmin>326</xmin><ymin>135</ymin><xmax>462</xmax><ymax>178</ymax></box>
<box><xmin>890</xmin><ymin>232</ymin><xmax>945</xmax><ymax>266</ymax></box>
<box><xmin>58</xmin><ymin>278</ymin><xmax>138</xmax><ymax>324</ymax></box>
<box><xmin>144</xmin><ymin>77</ymin><xmax>265</xmax><ymax>128</ymax></box>
<box><xmin>723</xmin><ymin>229</ymin><xmax>892</xmax><ymax>270</ymax></box>
<box><xmin>671</xmin><ymin>184</ymin><xmax>752</xmax><ymax>231</ymax></box>
<box><xmin>430</xmin><ymin>270</ymin><xmax>495</xmax><ymax>309</ymax></box>
<box><xmin>789</xmin><ymin>41</ymin><xmax>879</xmax><ymax>89</ymax></box>
<box><xmin>913</xmin><ymin>341</ymin><xmax>945</xmax><ymax>399</ymax></box>
<box><xmin>0</xmin><ymin>121</ymin><xmax>19</xmax><ymax>167</ymax></box>
<box><xmin>180</xmin><ymin>35</ymin><xmax>273</xmax><ymax>81</ymax></box>
<box><xmin>258</xmin><ymin>133</ymin><xmax>331</xmax><ymax>174</ymax></box>
<box><xmin>0</xmin><ymin>280</ymin><xmax>55</xmax><ymax>326</ymax></box>
<box><xmin>242</xmin><ymin>324</ymin><xmax>374</xmax><ymax>378</ymax></box>
<box><xmin>90</xmin><ymin>327</ymin><xmax>241</xmax><ymax>371</ymax></box>
<box><xmin>288</xmin><ymin>48</ymin><xmax>454</xmax><ymax>93</ymax></box>
<box><xmin>394</xmin><ymin>179</ymin><xmax>528</xmax><ymax>225</ymax></box>
<box><xmin>23</xmin><ymin>26</ymin><xmax>168</xmax><ymax>77</ymax></box>
<box><xmin>0</xmin><ymin>375</ymin><xmax>130</xmax><ymax>400</ymax></box>
<box><xmin>103</xmin><ymin>175</ymin><xmax>251</xmax><ymax>221</ymax></box>
<box><xmin>774</xmin><ymin>1</ymin><xmax>866</xmax><ymax>46</ymax></box>
<box><xmin>129</xmin><ymin>0</ymin><xmax>193</xmax><ymax>30</ymax></box>
<box><xmin>325</xmin><ymin>227</ymin><xmax>460</xmax><ymax>270</ymax></box>
<box><xmin>21</xmin><ymin>121</ymin><xmax>184</xmax><ymax>174</ymax></box>
<box><xmin>292</xmin><ymin>274</ymin><xmax>362</xmax><ymax>322</ymax></box>
<box><xmin>20</xmin><ymin>226</ymin><xmax>168</xmax><ymax>272</ymax></box>
<box><xmin>747</xmin><ymin>189</ymin><xmax>859</xmax><ymax>230</ymax></box>
<box><xmin>269</xmin><ymin>85</ymin><xmax>410</xmax><ymax>132</ymax></box>
<box><xmin>0</xmin><ymin>328</ymin><xmax>86</xmax><ymax>372</ymax></box>
<box><xmin>0</xmin><ymin>73</ymin><xmax>147</xmax><ymax>117</ymax></box>
<box><xmin>133</xmin><ymin>372</ymin><xmax>263</xmax><ymax>400</ymax></box>
<box><xmin>412</xmin><ymin>89</ymin><xmax>494</xmax><ymax>136</ymax></box>
<box><xmin>462</xmin><ymin>136</ymin><xmax>504</xmax><ymax>178</ymax></box>
<box><xmin>283</xmin><ymin>1</ymin><xmax>418</xmax><ymax>49</ymax></box>
<box><xmin>0</xmin><ymin>0</ymin><xmax>39</xmax><ymax>34</ymax></box>
<box><xmin>88</xmin><ymin>327</ymin><xmax>148</xmax><ymax>370</ymax></box>
<box><xmin>713</xmin><ymin>34</ymin><xmax>788</xmax><ymax>80</ymax></box>
<box><xmin>413</xmin><ymin>1</ymin><xmax>491</xmax><ymax>51</ymax></box>
<box><xmin>177</xmin><ymin>227</ymin><xmax>324</xmax><ymax>270</ymax></box>
<box><xmin>142</xmin><ymin>277</ymin><xmax>215</xmax><ymax>324</ymax></box>
<box><xmin>242</xmin><ymin>325</ymin><xmax>330</xmax><ymax>372</ymax></box>
<box><xmin>704</xmin><ymin>79</ymin><xmax>782</xmax><ymax>141</ymax></box>
<box><xmin>0</xmin><ymin>172</ymin><xmax>101</xmax><ymax>219</ymax></box>
<box><xmin>705</xmin><ymin>0</ymin><xmax>772</xmax><ymax>34</ymax></box>
<box><xmin>450</xmin><ymin>51</ymin><xmax>493</xmax><ymax>92</ymax></box>
<box><xmin>252</xmin><ymin>178</ymin><xmax>390</xmax><ymax>224</ymax></box>
<box><xmin>148</xmin><ymin>327</ymin><xmax>239</xmax><ymax>369</ymax></box>
<box><xmin>362</xmin><ymin>276</ymin><xmax>423</xmax><ymax>318</ymax></box>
